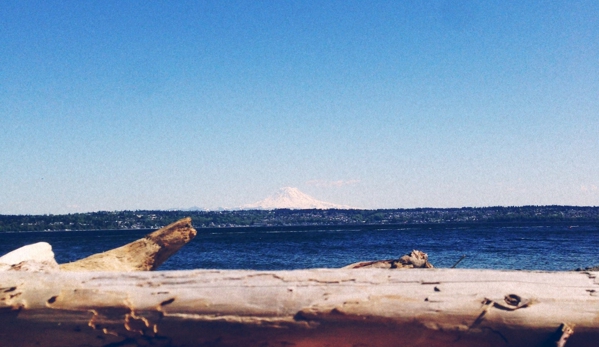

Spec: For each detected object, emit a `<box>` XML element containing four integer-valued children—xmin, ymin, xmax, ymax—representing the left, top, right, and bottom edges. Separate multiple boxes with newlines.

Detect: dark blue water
<box><xmin>1</xmin><ymin>225</ymin><xmax>598</xmax><ymax>271</ymax></box>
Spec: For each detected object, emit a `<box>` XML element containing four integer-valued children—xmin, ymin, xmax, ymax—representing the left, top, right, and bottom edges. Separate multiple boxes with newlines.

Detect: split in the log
<box><xmin>542</xmin><ymin>323</ymin><xmax>575</xmax><ymax>347</ymax></box>
<box><xmin>60</xmin><ymin>217</ymin><xmax>197</xmax><ymax>272</ymax></box>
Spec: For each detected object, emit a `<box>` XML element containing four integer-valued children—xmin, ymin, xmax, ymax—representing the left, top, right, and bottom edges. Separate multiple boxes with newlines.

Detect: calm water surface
<box><xmin>1</xmin><ymin>225</ymin><xmax>598</xmax><ymax>271</ymax></box>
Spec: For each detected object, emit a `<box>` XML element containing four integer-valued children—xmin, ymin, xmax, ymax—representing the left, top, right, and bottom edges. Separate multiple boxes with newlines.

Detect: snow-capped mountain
<box><xmin>242</xmin><ymin>187</ymin><xmax>354</xmax><ymax>210</ymax></box>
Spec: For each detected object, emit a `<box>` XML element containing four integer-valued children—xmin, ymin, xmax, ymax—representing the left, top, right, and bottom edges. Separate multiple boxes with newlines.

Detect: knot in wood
<box><xmin>504</xmin><ymin>294</ymin><xmax>521</xmax><ymax>307</ymax></box>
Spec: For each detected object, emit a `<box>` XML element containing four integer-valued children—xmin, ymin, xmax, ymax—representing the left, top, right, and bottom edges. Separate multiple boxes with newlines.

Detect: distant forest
<box><xmin>1</xmin><ymin>206</ymin><xmax>598</xmax><ymax>232</ymax></box>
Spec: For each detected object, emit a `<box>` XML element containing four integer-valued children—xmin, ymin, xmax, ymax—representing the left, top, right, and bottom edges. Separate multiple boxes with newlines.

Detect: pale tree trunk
<box><xmin>1</xmin><ymin>268</ymin><xmax>598</xmax><ymax>347</ymax></box>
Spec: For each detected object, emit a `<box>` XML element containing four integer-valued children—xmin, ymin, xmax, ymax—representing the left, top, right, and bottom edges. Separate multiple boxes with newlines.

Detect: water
<box><xmin>1</xmin><ymin>224</ymin><xmax>598</xmax><ymax>271</ymax></box>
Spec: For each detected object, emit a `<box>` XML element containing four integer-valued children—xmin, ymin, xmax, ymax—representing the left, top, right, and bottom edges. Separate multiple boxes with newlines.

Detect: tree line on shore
<box><xmin>1</xmin><ymin>206</ymin><xmax>598</xmax><ymax>232</ymax></box>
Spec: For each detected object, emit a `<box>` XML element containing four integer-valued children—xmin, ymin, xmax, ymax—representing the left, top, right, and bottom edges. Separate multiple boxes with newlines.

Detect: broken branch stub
<box><xmin>59</xmin><ymin>217</ymin><xmax>197</xmax><ymax>272</ymax></box>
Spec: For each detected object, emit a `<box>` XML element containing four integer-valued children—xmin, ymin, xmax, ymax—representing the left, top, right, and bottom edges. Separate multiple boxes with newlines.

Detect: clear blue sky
<box><xmin>1</xmin><ymin>1</ymin><xmax>598</xmax><ymax>214</ymax></box>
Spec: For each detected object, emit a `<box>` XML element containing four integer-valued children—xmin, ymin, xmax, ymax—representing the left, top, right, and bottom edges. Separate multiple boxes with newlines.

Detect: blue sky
<box><xmin>1</xmin><ymin>1</ymin><xmax>598</xmax><ymax>214</ymax></box>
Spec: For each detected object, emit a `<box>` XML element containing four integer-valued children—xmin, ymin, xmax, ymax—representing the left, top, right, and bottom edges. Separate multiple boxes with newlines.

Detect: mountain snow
<box><xmin>242</xmin><ymin>187</ymin><xmax>355</xmax><ymax>210</ymax></box>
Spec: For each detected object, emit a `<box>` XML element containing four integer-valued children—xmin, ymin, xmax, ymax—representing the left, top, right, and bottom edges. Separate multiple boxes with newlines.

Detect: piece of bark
<box><xmin>1</xmin><ymin>268</ymin><xmax>599</xmax><ymax>347</ymax></box>
<box><xmin>343</xmin><ymin>249</ymin><xmax>434</xmax><ymax>269</ymax></box>
<box><xmin>59</xmin><ymin>217</ymin><xmax>197</xmax><ymax>272</ymax></box>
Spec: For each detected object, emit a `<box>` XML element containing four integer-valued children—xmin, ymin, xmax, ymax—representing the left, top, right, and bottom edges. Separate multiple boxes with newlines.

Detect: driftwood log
<box><xmin>60</xmin><ymin>218</ymin><xmax>197</xmax><ymax>271</ymax></box>
<box><xmin>344</xmin><ymin>249</ymin><xmax>434</xmax><ymax>269</ymax></box>
<box><xmin>2</xmin><ymin>268</ymin><xmax>599</xmax><ymax>347</ymax></box>
<box><xmin>0</xmin><ymin>242</ymin><xmax>59</xmax><ymax>272</ymax></box>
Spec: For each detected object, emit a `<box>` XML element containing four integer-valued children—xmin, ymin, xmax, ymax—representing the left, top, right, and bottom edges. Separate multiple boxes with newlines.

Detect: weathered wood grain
<box><xmin>2</xmin><ymin>268</ymin><xmax>598</xmax><ymax>346</ymax></box>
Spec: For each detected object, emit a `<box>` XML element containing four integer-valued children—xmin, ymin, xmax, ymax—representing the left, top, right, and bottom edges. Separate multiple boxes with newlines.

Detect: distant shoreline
<box><xmin>2</xmin><ymin>206</ymin><xmax>598</xmax><ymax>233</ymax></box>
<box><xmin>2</xmin><ymin>220</ymin><xmax>597</xmax><ymax>234</ymax></box>
<box><xmin>196</xmin><ymin>220</ymin><xmax>599</xmax><ymax>232</ymax></box>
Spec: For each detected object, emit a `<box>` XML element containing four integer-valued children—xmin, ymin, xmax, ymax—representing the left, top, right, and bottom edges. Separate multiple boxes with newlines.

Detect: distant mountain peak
<box><xmin>242</xmin><ymin>187</ymin><xmax>354</xmax><ymax>210</ymax></box>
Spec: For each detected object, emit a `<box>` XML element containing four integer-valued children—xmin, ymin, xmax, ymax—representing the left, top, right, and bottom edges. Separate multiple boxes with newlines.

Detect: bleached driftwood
<box><xmin>0</xmin><ymin>242</ymin><xmax>56</xmax><ymax>266</ymax></box>
<box><xmin>344</xmin><ymin>249</ymin><xmax>434</xmax><ymax>269</ymax></box>
<box><xmin>0</xmin><ymin>242</ymin><xmax>60</xmax><ymax>272</ymax></box>
<box><xmin>2</xmin><ymin>268</ymin><xmax>599</xmax><ymax>347</ymax></box>
<box><xmin>60</xmin><ymin>217</ymin><xmax>197</xmax><ymax>271</ymax></box>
